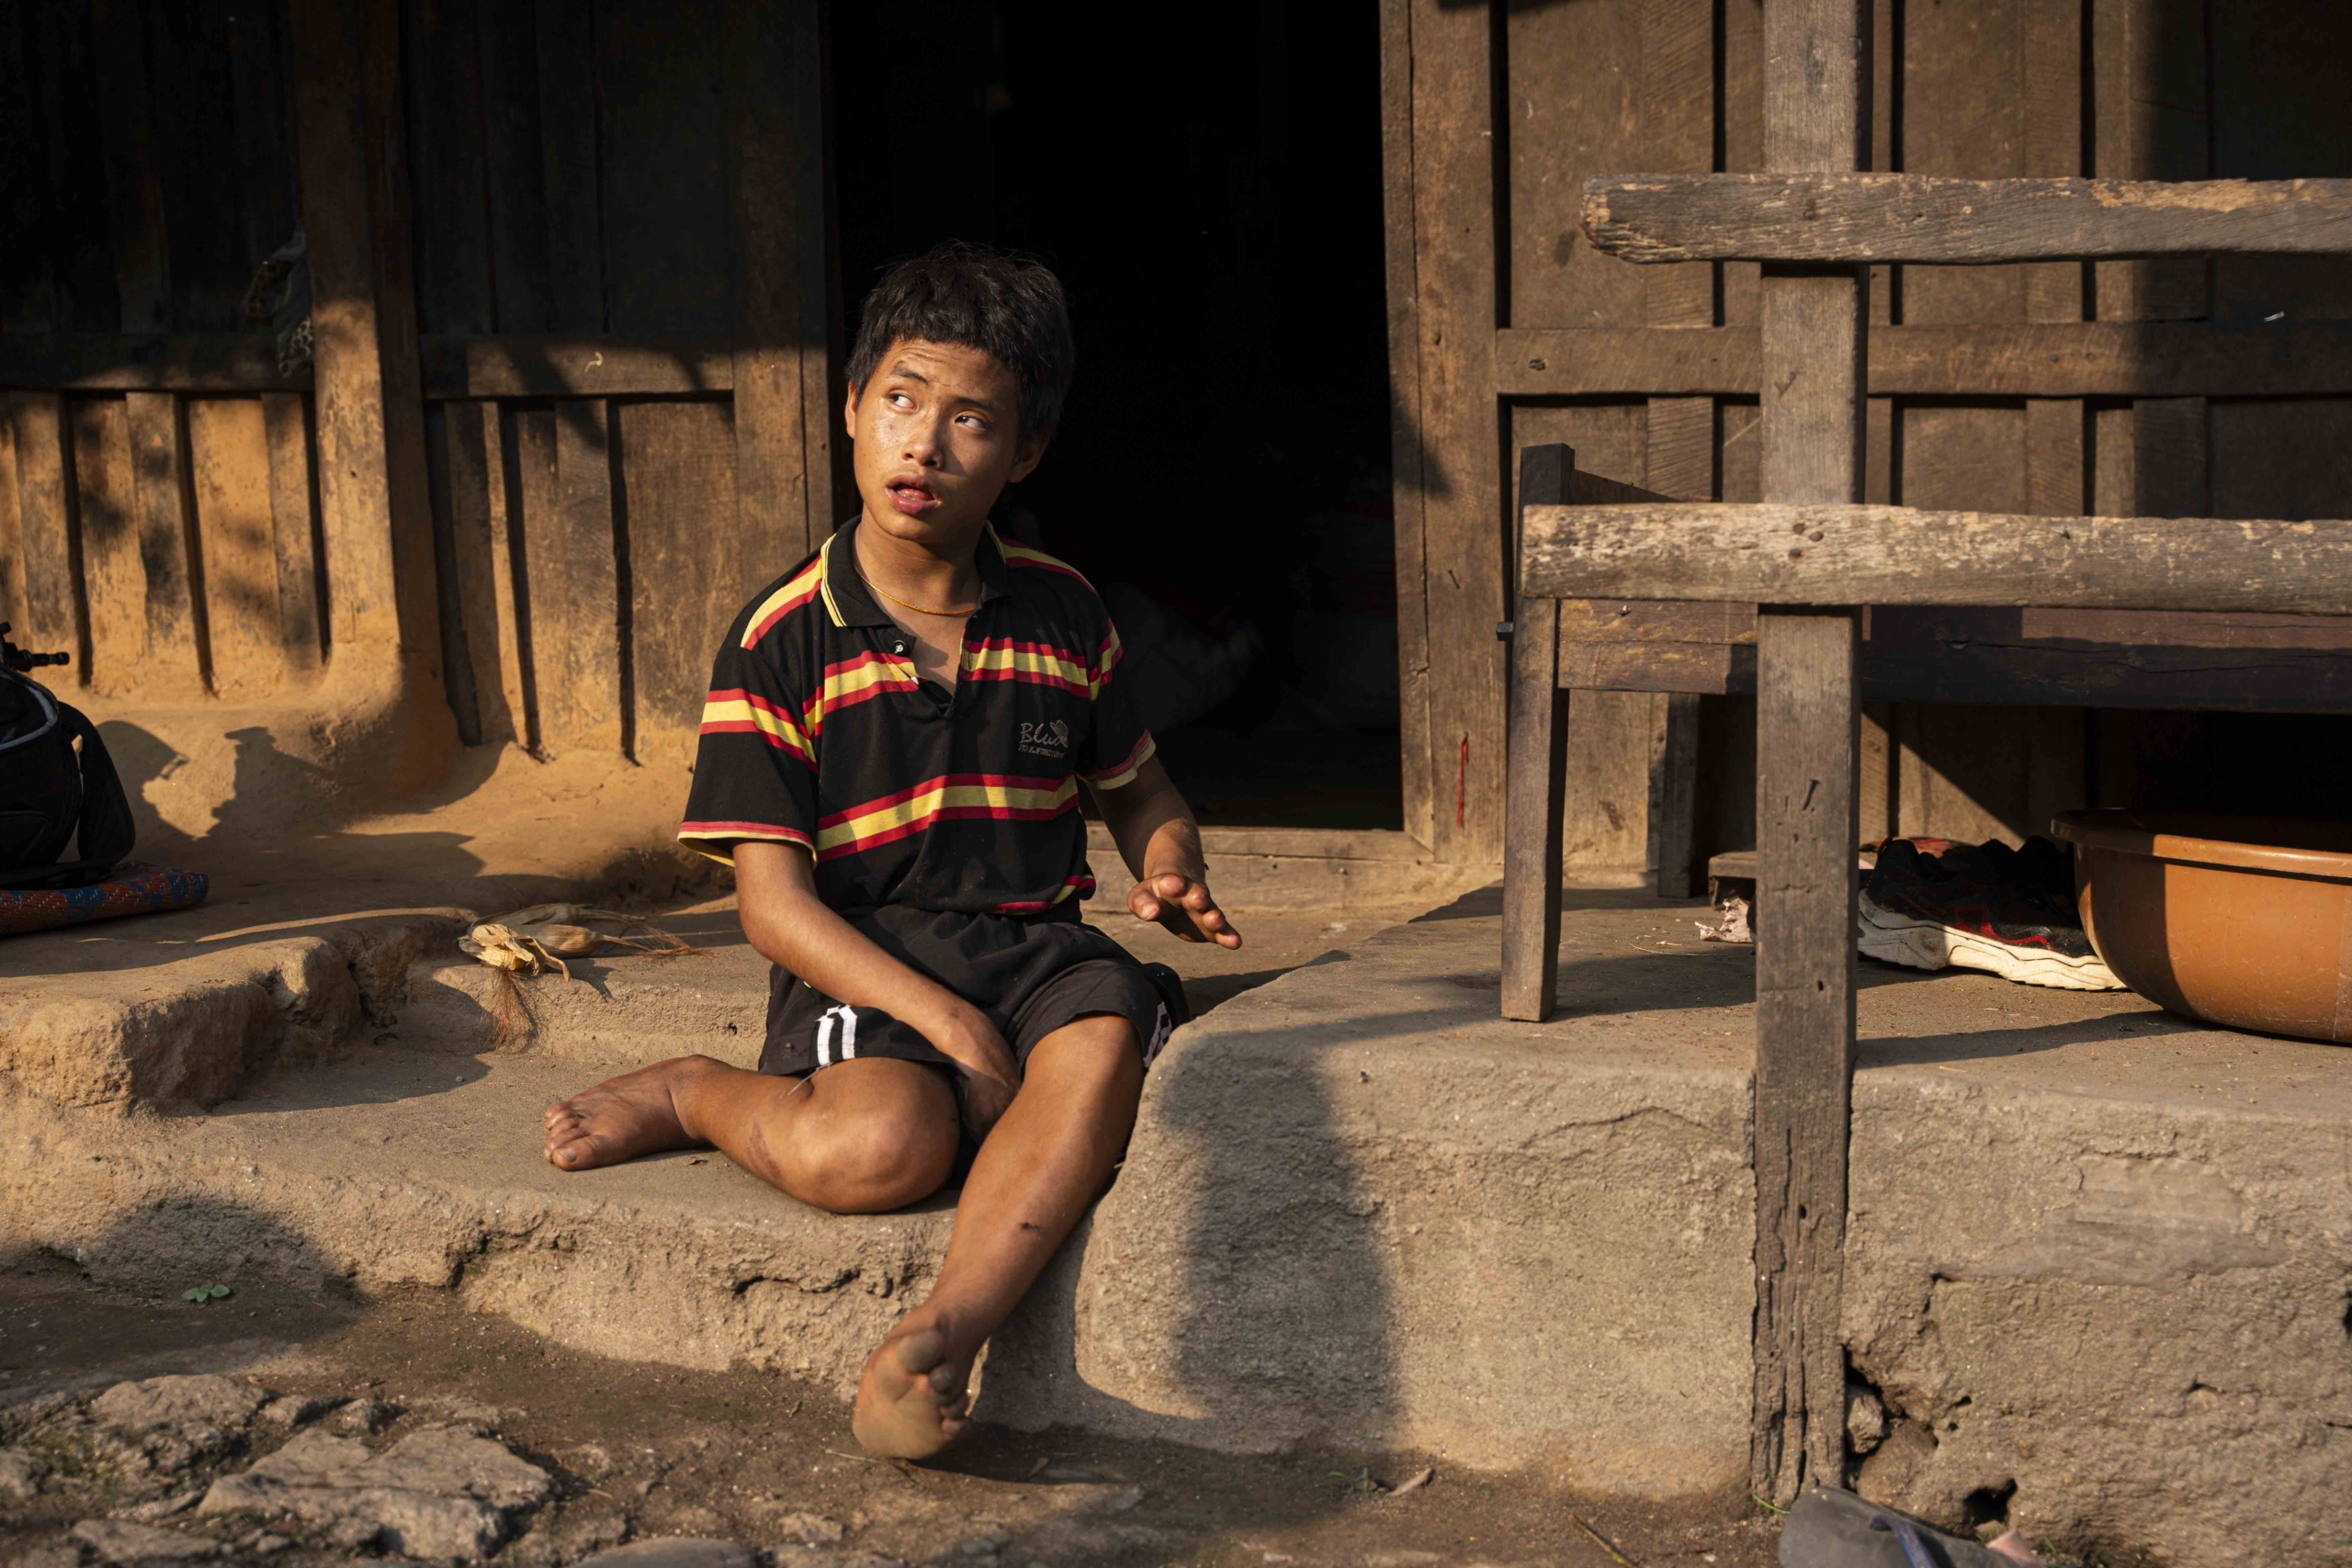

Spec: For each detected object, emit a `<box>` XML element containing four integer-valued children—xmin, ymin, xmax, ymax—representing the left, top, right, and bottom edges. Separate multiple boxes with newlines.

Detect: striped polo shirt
<box><xmin>679</xmin><ymin>518</ymin><xmax>1156</xmax><ymax>917</ymax></box>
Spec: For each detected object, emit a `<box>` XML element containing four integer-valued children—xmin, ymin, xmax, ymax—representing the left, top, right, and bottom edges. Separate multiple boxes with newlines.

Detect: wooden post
<box><xmin>1752</xmin><ymin>0</ymin><xmax>1869</xmax><ymax>1506</ymax></box>
<box><xmin>1500</xmin><ymin>445</ymin><xmax>1571</xmax><ymax>1022</ymax></box>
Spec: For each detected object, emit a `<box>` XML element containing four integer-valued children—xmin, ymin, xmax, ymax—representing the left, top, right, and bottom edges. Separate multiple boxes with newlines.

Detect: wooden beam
<box><xmin>1498</xmin><ymin>320</ymin><xmax>2352</xmax><ymax>398</ymax></box>
<box><xmin>123</xmin><ymin>391</ymin><xmax>206</xmax><ymax>693</ymax></box>
<box><xmin>1751</xmin><ymin>0</ymin><xmax>1867</xmax><ymax>1509</ymax></box>
<box><xmin>1524</xmin><ymin>502</ymin><xmax>2352</xmax><ymax>615</ymax></box>
<box><xmin>14</xmin><ymin>320</ymin><xmax>2352</xmax><ymax>401</ymax></box>
<box><xmin>1585</xmin><ymin>173</ymin><xmax>2352</xmax><ymax>265</ymax></box>
<box><xmin>1501</xmin><ymin>446</ymin><xmax>1570</xmax><ymax>1023</ymax></box>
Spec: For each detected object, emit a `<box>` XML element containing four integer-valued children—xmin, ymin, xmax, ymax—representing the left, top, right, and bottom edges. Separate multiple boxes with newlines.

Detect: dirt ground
<box><xmin>0</xmin><ymin>1254</ymin><xmax>1781</xmax><ymax>1568</ymax></box>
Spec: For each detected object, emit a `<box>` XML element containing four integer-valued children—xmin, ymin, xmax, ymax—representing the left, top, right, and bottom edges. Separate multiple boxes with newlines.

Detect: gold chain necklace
<box><xmin>858</xmin><ymin>564</ymin><xmax>979</xmax><ymax>619</ymax></box>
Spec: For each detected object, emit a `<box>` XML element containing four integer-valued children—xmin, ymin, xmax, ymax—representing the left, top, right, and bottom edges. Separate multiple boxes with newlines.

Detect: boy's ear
<box><xmin>841</xmin><ymin>381</ymin><xmax>861</xmax><ymax>435</ymax></box>
<box><xmin>1007</xmin><ymin>428</ymin><xmax>1050</xmax><ymax>485</ymax></box>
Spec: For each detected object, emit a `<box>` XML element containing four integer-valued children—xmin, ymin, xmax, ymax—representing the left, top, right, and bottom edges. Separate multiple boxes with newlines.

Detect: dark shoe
<box><xmin>1859</xmin><ymin>837</ymin><xmax>2123</xmax><ymax>991</ymax></box>
<box><xmin>1778</xmin><ymin>1485</ymin><xmax>2032</xmax><ymax>1567</ymax></box>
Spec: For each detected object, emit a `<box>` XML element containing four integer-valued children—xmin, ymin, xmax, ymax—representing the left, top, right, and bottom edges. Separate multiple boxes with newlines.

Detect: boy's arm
<box><xmin>731</xmin><ymin>841</ymin><xmax>1023</xmax><ymax>1133</ymax></box>
<box><xmin>1091</xmin><ymin>754</ymin><xmax>1242</xmax><ymax>949</ymax></box>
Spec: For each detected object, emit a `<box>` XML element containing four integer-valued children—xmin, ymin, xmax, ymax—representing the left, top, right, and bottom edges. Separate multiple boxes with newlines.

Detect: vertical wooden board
<box><xmin>596</xmin><ymin>0</ymin><xmax>732</xmax><ymax>335</ymax></box>
<box><xmin>123</xmin><ymin>390</ymin><xmax>205</xmax><ymax>691</ymax></box>
<box><xmin>144</xmin><ymin>0</ymin><xmax>251</xmax><ymax>333</ymax></box>
<box><xmin>1900</xmin><ymin>0</ymin><xmax>2025</xmax><ymax>326</ymax></box>
<box><xmin>1719</xmin><ymin>0</ymin><xmax>1764</xmax><ymax>327</ymax></box>
<box><xmin>617</xmin><ymin>400</ymin><xmax>740</xmax><ymax>762</ymax></box>
<box><xmin>1645</xmin><ymin>398</ymin><xmax>1713</xmax><ymax>500</ymax></box>
<box><xmin>480</xmin><ymin>402</ymin><xmax>531</xmax><ymax>744</ymax></box>
<box><xmin>1649</xmin><ymin>691</ymin><xmax>1702</xmax><ymax>897</ymax></box>
<box><xmin>2022</xmin><ymin>0</ymin><xmax>2085</xmax><ymax>320</ymax></box>
<box><xmin>475</xmin><ymin>0</ymin><xmax>555</xmax><ymax>333</ymax></box>
<box><xmin>187</xmin><ymin>397</ymin><xmax>287</xmax><ymax>700</ymax></box>
<box><xmin>540</xmin><ymin>400</ymin><xmax>623</xmax><ymax>755</ymax></box>
<box><xmin>70</xmin><ymin>398</ymin><xmax>148</xmax><ymax>696</ymax></box>
<box><xmin>423</xmin><ymin>404</ymin><xmax>483</xmax><ymax>745</ymax></box>
<box><xmin>28</xmin><ymin>0</ymin><xmax>123</xmax><ymax>332</ymax></box>
<box><xmin>1641</xmin><ymin>0</ymin><xmax>1715</xmax><ymax>330</ymax></box>
<box><xmin>726</xmin><ymin>0</ymin><xmax>827</xmax><ymax>575</ymax></box>
<box><xmin>85</xmin><ymin>0</ymin><xmax>172</xmax><ymax>331</ymax></box>
<box><xmin>225</xmin><ymin>0</ymin><xmax>303</xmax><ymax>285</ymax></box>
<box><xmin>402</xmin><ymin>0</ymin><xmax>495</xmax><ymax>335</ymax></box>
<box><xmin>7</xmin><ymin>393</ymin><xmax>85</xmax><ymax>663</ymax></box>
<box><xmin>2025</xmin><ymin>397</ymin><xmax>2085</xmax><ymax>516</ymax></box>
<box><xmin>2133</xmin><ymin>397</ymin><xmax>2207</xmax><ymax>517</ymax></box>
<box><xmin>2090</xmin><ymin>402</ymin><xmax>2134</xmax><ymax>517</ymax></box>
<box><xmin>1505</xmin><ymin>0</ymin><xmax>1645</xmax><ymax>329</ymax></box>
<box><xmin>1892</xmin><ymin>702</ymin><xmax>2029</xmax><ymax>845</ymax></box>
<box><xmin>1380</xmin><ymin>0</ymin><xmax>1433</xmax><ymax>850</ymax></box>
<box><xmin>0</xmin><ymin>404</ymin><xmax>23</xmax><ymax>633</ymax></box>
<box><xmin>1897</xmin><ymin>405</ymin><xmax>2026</xmax><ymax>513</ymax></box>
<box><xmin>537</xmin><ymin>0</ymin><xmax>606</xmax><ymax>331</ymax></box>
<box><xmin>2024</xmin><ymin>705</ymin><xmax>2086</xmax><ymax>840</ymax></box>
<box><xmin>435</xmin><ymin>400</ymin><xmax>515</xmax><ymax>744</ymax></box>
<box><xmin>2092</xmin><ymin>0</ymin><xmax>2208</xmax><ymax>321</ymax></box>
<box><xmin>1719</xmin><ymin>400</ymin><xmax>1761</xmax><ymax>504</ymax></box>
<box><xmin>2210</xmin><ymin>6</ymin><xmax>2352</xmax><ymax>325</ymax></box>
<box><xmin>0</xmin><ymin>6</ymin><xmax>59</xmax><ymax>332</ymax></box>
<box><xmin>1858</xmin><ymin>700</ymin><xmax>1893</xmax><ymax>846</ymax></box>
<box><xmin>507</xmin><ymin>406</ymin><xmax>560</xmax><ymax>752</ymax></box>
<box><xmin>261</xmin><ymin>393</ymin><xmax>324</xmax><ymax>672</ymax></box>
<box><xmin>1407</xmin><ymin>0</ymin><xmax>1504</xmax><ymax>863</ymax></box>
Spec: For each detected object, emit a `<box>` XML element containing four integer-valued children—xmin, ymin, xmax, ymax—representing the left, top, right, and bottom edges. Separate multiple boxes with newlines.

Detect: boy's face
<box><xmin>845</xmin><ymin>338</ymin><xmax>1046</xmax><ymax>549</ymax></box>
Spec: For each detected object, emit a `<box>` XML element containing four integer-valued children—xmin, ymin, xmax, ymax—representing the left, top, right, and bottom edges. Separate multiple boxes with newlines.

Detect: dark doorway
<box><xmin>827</xmin><ymin>2</ymin><xmax>1399</xmax><ymax>829</ymax></box>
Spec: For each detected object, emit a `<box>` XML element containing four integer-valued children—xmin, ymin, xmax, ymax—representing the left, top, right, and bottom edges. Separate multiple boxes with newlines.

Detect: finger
<box><xmin>1129</xmin><ymin>890</ymin><xmax>1162</xmax><ymax>919</ymax></box>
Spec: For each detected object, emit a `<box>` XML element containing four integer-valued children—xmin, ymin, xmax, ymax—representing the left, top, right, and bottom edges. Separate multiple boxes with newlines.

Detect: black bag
<box><xmin>0</xmin><ymin>668</ymin><xmax>135</xmax><ymax>891</ymax></box>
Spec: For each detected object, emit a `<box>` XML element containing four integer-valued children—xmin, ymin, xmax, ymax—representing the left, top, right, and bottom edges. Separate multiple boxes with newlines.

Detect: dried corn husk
<box><xmin>458</xmin><ymin>905</ymin><xmax>697</xmax><ymax>980</ymax></box>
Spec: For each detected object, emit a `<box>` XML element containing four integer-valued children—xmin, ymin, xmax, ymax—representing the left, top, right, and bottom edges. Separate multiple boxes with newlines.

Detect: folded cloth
<box><xmin>0</xmin><ymin>862</ymin><xmax>208</xmax><ymax>937</ymax></box>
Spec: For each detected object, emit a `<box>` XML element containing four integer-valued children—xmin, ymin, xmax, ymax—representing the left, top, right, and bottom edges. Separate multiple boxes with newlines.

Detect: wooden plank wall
<box><xmin>1</xmin><ymin>0</ymin><xmax>319</xmax><ymax>704</ymax></box>
<box><xmin>408</xmin><ymin>0</ymin><xmax>829</xmax><ymax>761</ymax></box>
<box><xmin>1</xmin><ymin>0</ymin><xmax>831</xmax><ymax>770</ymax></box>
<box><xmin>1385</xmin><ymin>0</ymin><xmax>2352</xmax><ymax>865</ymax></box>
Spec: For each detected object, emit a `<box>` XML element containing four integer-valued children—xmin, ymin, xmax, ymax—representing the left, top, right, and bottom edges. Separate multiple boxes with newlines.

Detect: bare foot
<box><xmin>851</xmin><ymin>1315</ymin><xmax>975</xmax><ymax>1460</ymax></box>
<box><xmin>542</xmin><ymin>1056</ymin><xmax>712</xmax><ymax>1170</ymax></box>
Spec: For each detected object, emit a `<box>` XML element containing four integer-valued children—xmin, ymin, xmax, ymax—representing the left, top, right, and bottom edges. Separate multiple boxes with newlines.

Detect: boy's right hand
<box><xmin>930</xmin><ymin>1004</ymin><xmax>1022</xmax><ymax>1139</ymax></box>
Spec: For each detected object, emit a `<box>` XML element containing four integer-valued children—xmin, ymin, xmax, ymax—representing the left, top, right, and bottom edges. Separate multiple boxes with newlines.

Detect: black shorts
<box><xmin>760</xmin><ymin>904</ymin><xmax>1186</xmax><ymax>1083</ymax></box>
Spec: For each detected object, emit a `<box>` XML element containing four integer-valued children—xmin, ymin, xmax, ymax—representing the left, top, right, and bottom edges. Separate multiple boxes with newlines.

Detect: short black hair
<box><xmin>846</xmin><ymin>243</ymin><xmax>1076</xmax><ymax>441</ymax></box>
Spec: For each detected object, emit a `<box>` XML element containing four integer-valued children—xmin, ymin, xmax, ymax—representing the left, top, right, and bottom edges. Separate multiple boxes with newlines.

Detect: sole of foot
<box><xmin>851</xmin><ymin>1325</ymin><xmax>970</xmax><ymax>1461</ymax></box>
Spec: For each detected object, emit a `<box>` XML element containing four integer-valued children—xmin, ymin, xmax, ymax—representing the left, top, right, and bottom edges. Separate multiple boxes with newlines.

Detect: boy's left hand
<box><xmin>1128</xmin><ymin>872</ymin><xmax>1242</xmax><ymax>949</ymax></box>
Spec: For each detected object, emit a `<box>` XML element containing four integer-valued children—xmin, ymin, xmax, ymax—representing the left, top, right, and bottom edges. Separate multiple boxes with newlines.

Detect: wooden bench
<box><xmin>1499</xmin><ymin>0</ymin><xmax>2352</xmax><ymax>1506</ymax></box>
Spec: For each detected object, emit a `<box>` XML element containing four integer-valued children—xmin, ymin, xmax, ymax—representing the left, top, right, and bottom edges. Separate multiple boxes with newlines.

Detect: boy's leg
<box><xmin>851</xmin><ymin>1012</ymin><xmax>1144</xmax><ymax>1459</ymax></box>
<box><xmin>543</xmin><ymin>1055</ymin><xmax>959</xmax><ymax>1215</ymax></box>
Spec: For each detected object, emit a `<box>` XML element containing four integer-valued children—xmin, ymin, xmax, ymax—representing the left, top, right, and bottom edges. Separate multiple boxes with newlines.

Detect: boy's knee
<box><xmin>1028</xmin><ymin>1016</ymin><xmax>1145</xmax><ymax>1098</ymax></box>
<box><xmin>785</xmin><ymin>1092</ymin><xmax>956</xmax><ymax>1213</ymax></box>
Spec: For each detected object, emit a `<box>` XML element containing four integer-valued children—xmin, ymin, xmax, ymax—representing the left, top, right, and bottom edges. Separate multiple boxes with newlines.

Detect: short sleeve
<box><xmin>678</xmin><ymin>632</ymin><xmax>819</xmax><ymax>863</ymax></box>
<box><xmin>1077</xmin><ymin>611</ymin><xmax>1157</xmax><ymax>789</ymax></box>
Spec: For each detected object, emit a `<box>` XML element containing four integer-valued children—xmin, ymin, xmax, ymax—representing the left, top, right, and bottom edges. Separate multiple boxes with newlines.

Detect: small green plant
<box><xmin>1329</xmin><ymin>1466</ymin><xmax>1384</xmax><ymax>1497</ymax></box>
<box><xmin>181</xmin><ymin>1283</ymin><xmax>232</xmax><ymax>1305</ymax></box>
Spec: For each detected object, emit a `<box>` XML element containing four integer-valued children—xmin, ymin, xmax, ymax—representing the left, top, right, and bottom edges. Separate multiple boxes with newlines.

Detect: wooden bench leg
<box><xmin>1502</xmin><ymin>445</ymin><xmax>1571</xmax><ymax>1021</ymax></box>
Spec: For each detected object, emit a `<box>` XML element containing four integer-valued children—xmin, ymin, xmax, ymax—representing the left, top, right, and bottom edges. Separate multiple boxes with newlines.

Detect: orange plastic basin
<box><xmin>2051</xmin><ymin>809</ymin><xmax>2352</xmax><ymax>1043</ymax></box>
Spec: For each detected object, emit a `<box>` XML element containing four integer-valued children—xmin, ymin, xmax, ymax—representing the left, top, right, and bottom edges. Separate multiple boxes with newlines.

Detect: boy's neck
<box><xmin>854</xmin><ymin>508</ymin><xmax>988</xmax><ymax>613</ymax></box>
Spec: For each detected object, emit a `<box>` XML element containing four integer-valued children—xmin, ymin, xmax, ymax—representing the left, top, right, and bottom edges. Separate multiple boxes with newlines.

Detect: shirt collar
<box><xmin>820</xmin><ymin>516</ymin><xmax>1015</xmax><ymax>629</ymax></box>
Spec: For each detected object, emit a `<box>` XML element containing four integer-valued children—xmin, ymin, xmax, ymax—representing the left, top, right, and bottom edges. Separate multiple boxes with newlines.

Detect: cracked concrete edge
<box><xmin>1840</xmin><ymin>1067</ymin><xmax>2352</xmax><ymax>1565</ymax></box>
<box><xmin>0</xmin><ymin>1089</ymin><xmax>957</xmax><ymax>1399</ymax></box>
<box><xmin>0</xmin><ymin>914</ymin><xmax>476</xmax><ymax>1113</ymax></box>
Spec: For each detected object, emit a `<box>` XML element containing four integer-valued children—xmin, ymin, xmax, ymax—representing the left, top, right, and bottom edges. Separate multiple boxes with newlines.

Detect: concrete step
<box><xmin>2</xmin><ymin>1046</ymin><xmax>953</xmax><ymax>1398</ymax></box>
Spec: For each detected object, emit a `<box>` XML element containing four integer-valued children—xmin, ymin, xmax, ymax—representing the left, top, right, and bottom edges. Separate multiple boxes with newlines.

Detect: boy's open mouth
<box><xmin>886</xmin><ymin>475</ymin><xmax>943</xmax><ymax>516</ymax></box>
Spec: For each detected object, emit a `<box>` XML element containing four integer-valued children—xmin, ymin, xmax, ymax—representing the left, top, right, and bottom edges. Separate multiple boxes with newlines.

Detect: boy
<box><xmin>540</xmin><ymin>244</ymin><xmax>1239</xmax><ymax>1461</ymax></box>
